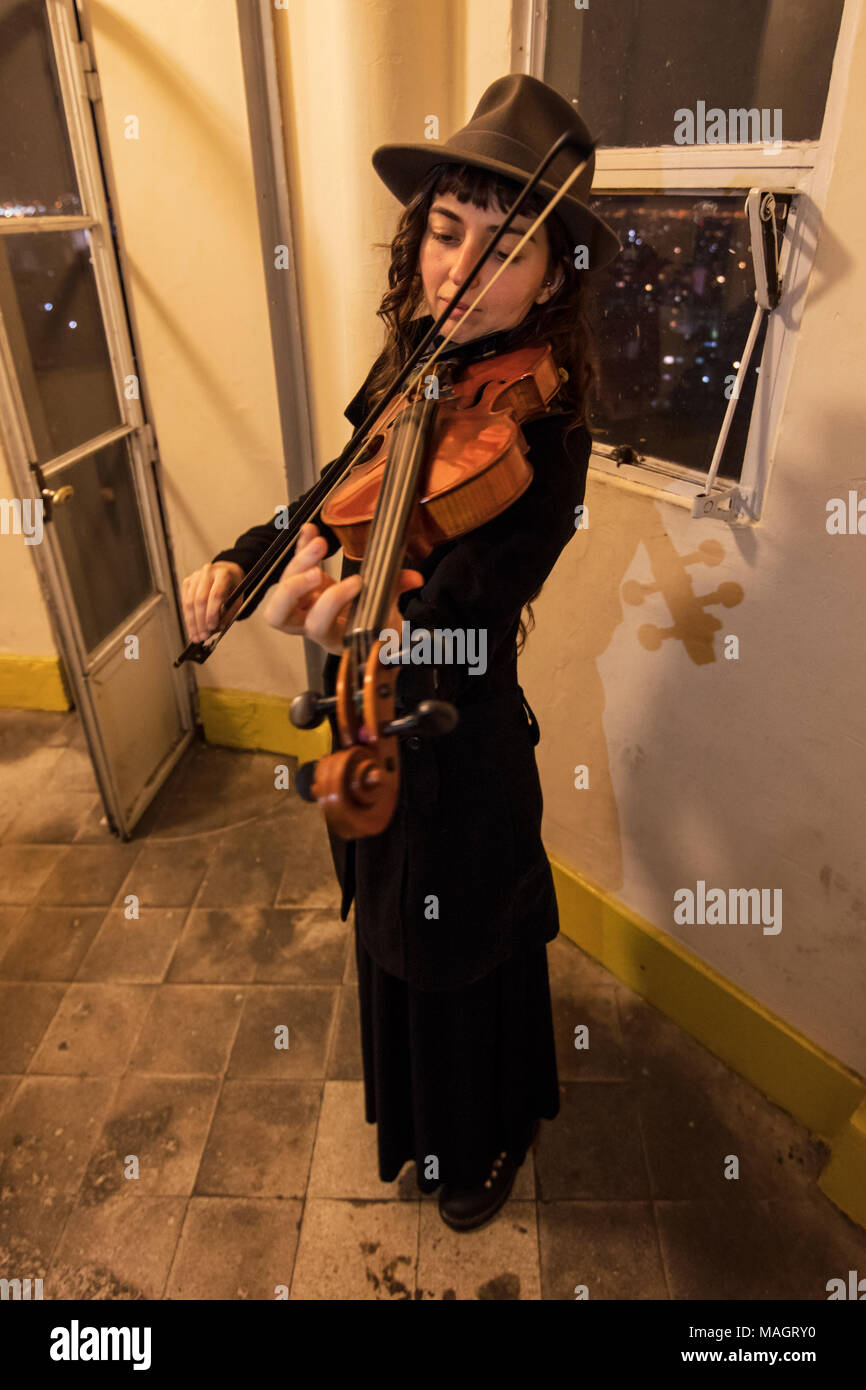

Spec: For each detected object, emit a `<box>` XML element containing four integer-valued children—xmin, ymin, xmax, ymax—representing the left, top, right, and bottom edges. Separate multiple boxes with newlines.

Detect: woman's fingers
<box><xmin>284</xmin><ymin>527</ymin><xmax>327</xmax><ymax>578</ymax></box>
<box><xmin>262</xmin><ymin>565</ymin><xmax>328</xmax><ymax>634</ymax></box>
<box><xmin>396</xmin><ymin>569</ymin><xmax>424</xmax><ymax>596</ymax></box>
<box><xmin>265</xmin><ymin>550</ymin><xmax>421</xmax><ymax>656</ymax></box>
<box><xmin>205</xmin><ymin>567</ymin><xmax>242</xmax><ymax>633</ymax></box>
<box><xmin>180</xmin><ymin>562</ymin><xmax>244</xmax><ymax>642</ymax></box>
<box><xmin>303</xmin><ymin>574</ymin><xmax>363</xmax><ymax>652</ymax></box>
<box><xmin>180</xmin><ymin>573</ymin><xmax>197</xmax><ymax>640</ymax></box>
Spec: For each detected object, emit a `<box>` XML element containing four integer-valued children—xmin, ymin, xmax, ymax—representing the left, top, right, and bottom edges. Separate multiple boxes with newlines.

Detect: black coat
<box><xmin>214</xmin><ymin>328</ymin><xmax>591</xmax><ymax>991</ymax></box>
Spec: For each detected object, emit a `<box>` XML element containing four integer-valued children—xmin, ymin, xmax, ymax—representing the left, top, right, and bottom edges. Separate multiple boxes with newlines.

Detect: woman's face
<box><xmin>418</xmin><ymin>189</ymin><xmax>561</xmax><ymax>342</ymax></box>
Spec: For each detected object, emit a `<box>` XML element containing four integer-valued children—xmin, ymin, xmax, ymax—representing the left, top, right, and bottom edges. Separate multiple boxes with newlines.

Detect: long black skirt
<box><xmin>354</xmin><ymin>924</ymin><xmax>561</xmax><ymax>1192</ymax></box>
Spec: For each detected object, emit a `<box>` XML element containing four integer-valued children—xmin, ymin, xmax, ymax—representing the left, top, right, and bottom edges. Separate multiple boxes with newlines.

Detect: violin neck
<box><xmin>347</xmin><ymin>387</ymin><xmax>440</xmax><ymax>653</ymax></box>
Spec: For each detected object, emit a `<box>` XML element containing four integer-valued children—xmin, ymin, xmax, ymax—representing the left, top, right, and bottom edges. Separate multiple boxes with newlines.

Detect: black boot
<box><xmin>437</xmin><ymin>1120</ymin><xmax>541</xmax><ymax>1233</ymax></box>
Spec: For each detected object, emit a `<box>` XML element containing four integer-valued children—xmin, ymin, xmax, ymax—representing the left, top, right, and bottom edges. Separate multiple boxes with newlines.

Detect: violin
<box><xmin>174</xmin><ymin>129</ymin><xmax>596</xmax><ymax>840</ymax></box>
<box><xmin>289</xmin><ymin>341</ymin><xmax>564</xmax><ymax>839</ymax></box>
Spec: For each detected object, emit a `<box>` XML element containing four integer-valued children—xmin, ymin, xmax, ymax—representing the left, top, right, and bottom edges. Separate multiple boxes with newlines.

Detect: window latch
<box><xmin>693</xmin><ymin>188</ymin><xmax>794</xmax><ymax>523</ymax></box>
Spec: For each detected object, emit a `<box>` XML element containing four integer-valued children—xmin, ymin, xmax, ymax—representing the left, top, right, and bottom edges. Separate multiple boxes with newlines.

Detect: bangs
<box><xmin>431</xmin><ymin>162</ymin><xmax>548</xmax><ymax>220</ymax></box>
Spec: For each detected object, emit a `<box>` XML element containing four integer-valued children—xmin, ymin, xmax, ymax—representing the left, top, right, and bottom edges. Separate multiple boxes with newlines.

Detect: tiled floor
<box><xmin>1</xmin><ymin>707</ymin><xmax>864</xmax><ymax>1300</ymax></box>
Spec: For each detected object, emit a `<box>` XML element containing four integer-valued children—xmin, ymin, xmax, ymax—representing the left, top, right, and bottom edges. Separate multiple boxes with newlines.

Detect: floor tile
<box><xmin>0</xmin><ymin>1192</ymin><xmax>76</xmax><ymax>1282</ymax></box>
<box><xmin>0</xmin><ymin>1075</ymin><xmax>21</xmax><ymax>1116</ymax></box>
<box><xmin>0</xmin><ymin>845</ymin><xmax>65</xmax><ymax>905</ymax></box>
<box><xmin>0</xmin><ymin>906</ymin><xmax>27</xmax><ymax>958</ymax></box>
<box><xmin>417</xmin><ymin>1199</ymin><xmax>541</xmax><ymax>1299</ymax></box>
<box><xmin>0</xmin><ymin>907</ymin><xmax>106</xmax><ymax>981</ymax></box>
<box><xmin>74</xmin><ymin>908</ymin><xmax>188</xmax><ymax>983</ymax></box>
<box><xmin>146</xmin><ymin>744</ymin><xmax>293</xmax><ymax>836</ymax></box>
<box><xmin>764</xmin><ymin>1189</ymin><xmax>866</xmax><ymax>1298</ymax></box>
<box><xmin>552</xmin><ymin>983</ymin><xmax>629</xmax><ymax>1081</ymax></box>
<box><xmin>289</xmin><ymin>1199</ymin><xmax>419</xmax><ymax>1299</ymax></box>
<box><xmin>116</xmin><ymin>838</ymin><xmax>215</xmax><ymax>907</ymax></box>
<box><xmin>194</xmin><ymin>1079</ymin><xmax>321</xmax><ymax>1198</ymax></box>
<box><xmin>129</xmin><ymin>986</ymin><xmax>245</xmax><ymax>1075</ymax></box>
<box><xmin>47</xmin><ymin>1194</ymin><xmax>187</xmax><ymax>1299</ymax></box>
<box><xmin>164</xmin><ymin>1197</ymin><xmax>303</xmax><ymax>1299</ymax></box>
<box><xmin>79</xmin><ymin>1075</ymin><xmax>220</xmax><ymax>1205</ymax></box>
<box><xmin>1</xmin><ymin>793</ymin><xmax>97</xmax><ymax>845</ymax></box>
<box><xmin>28</xmin><ymin>984</ymin><xmax>155</xmax><ymax>1076</ymax></box>
<box><xmin>539</xmin><ymin>1199</ymin><xmax>669</xmax><ymax>1299</ymax></box>
<box><xmin>306</xmin><ymin>1080</ymin><xmax>408</xmax><ymax>1200</ymax></box>
<box><xmin>47</xmin><ymin>744</ymin><xmax>100</xmax><ymax>794</ymax></box>
<box><xmin>194</xmin><ymin>822</ymin><xmax>288</xmax><ymax>907</ymax></box>
<box><xmin>275</xmin><ymin>812</ymin><xmax>343</xmax><ymax>910</ymax></box>
<box><xmin>655</xmin><ymin>1198</ymin><xmax>810</xmax><ymax>1299</ymax></box>
<box><xmin>0</xmin><ymin>1075</ymin><xmax>119</xmax><ymax>1197</ymax></box>
<box><xmin>534</xmin><ymin>1082</ymin><xmax>651</xmax><ymax>1200</ymax></box>
<box><xmin>636</xmin><ymin>1075</ymin><xmax>828</xmax><ymax>1201</ymax></box>
<box><xmin>327</xmin><ymin>985</ymin><xmax>363</xmax><ymax>1080</ymax></box>
<box><xmin>36</xmin><ymin>844</ymin><xmax>142</xmax><ymax>907</ymax></box>
<box><xmin>0</xmin><ymin>982</ymin><xmax>66</xmax><ymax>1071</ymax></box>
<box><xmin>249</xmin><ymin>908</ymin><xmax>348</xmax><ymax>984</ymax></box>
<box><xmin>166</xmin><ymin>907</ymin><xmax>277</xmax><ymax>983</ymax></box>
<box><xmin>0</xmin><ymin>709</ymin><xmax>75</xmax><ymax>752</ymax></box>
<box><xmin>226</xmin><ymin>986</ymin><xmax>337</xmax><ymax>1078</ymax></box>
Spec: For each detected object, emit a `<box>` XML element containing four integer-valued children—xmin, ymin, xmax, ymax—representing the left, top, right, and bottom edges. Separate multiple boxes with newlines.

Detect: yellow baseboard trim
<box><xmin>550</xmin><ymin>854</ymin><xmax>866</xmax><ymax>1231</ymax></box>
<box><xmin>0</xmin><ymin>654</ymin><xmax>71</xmax><ymax>711</ymax></box>
<box><xmin>819</xmin><ymin>1100</ymin><xmax>866</xmax><ymax>1230</ymax></box>
<box><xmin>197</xmin><ymin>685</ymin><xmax>332</xmax><ymax>761</ymax></box>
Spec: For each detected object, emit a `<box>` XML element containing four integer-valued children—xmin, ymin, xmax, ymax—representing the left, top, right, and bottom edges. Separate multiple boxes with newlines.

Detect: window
<box><xmin>519</xmin><ymin>0</ymin><xmax>851</xmax><ymax>519</ymax></box>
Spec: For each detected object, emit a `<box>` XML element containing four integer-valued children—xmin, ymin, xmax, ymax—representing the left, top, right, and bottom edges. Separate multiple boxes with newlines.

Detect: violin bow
<box><xmin>174</xmin><ymin>128</ymin><xmax>597</xmax><ymax>667</ymax></box>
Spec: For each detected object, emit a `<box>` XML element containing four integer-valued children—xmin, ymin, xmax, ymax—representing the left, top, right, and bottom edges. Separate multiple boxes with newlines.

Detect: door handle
<box><xmin>43</xmin><ymin>484</ymin><xmax>74</xmax><ymax>505</ymax></box>
<box><xmin>40</xmin><ymin>484</ymin><xmax>74</xmax><ymax>520</ymax></box>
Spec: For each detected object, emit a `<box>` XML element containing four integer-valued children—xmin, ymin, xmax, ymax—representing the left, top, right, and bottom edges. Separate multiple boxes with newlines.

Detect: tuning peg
<box><xmin>295</xmin><ymin>761</ymin><xmax>319</xmax><ymax>802</ymax></box>
<box><xmin>290</xmin><ymin>690</ymin><xmax>333</xmax><ymax>729</ymax></box>
<box><xmin>384</xmin><ymin>699</ymin><xmax>459</xmax><ymax>740</ymax></box>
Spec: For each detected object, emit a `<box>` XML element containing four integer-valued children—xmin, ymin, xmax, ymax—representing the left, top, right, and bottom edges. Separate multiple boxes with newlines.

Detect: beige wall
<box><xmin>81</xmin><ymin>0</ymin><xmax>307</xmax><ymax>698</ymax></box>
<box><xmin>0</xmin><ymin>445</ymin><xmax>56</xmax><ymax>655</ymax></box>
<box><xmin>3</xmin><ymin>2</ymin><xmax>864</xmax><ymax>1074</ymax></box>
<box><xmin>521</xmin><ymin>9</ymin><xmax>866</xmax><ymax>1074</ymax></box>
<box><xmin>273</xmin><ymin>0</ymin><xmax>511</xmax><ymax>467</ymax></box>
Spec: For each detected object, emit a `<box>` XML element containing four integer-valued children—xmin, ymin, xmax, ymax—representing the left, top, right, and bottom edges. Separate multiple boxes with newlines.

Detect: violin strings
<box><xmin>355</xmin><ymin>381</ymin><xmax>429</xmax><ymax>658</ymax></box>
<box><xmin>352</xmin><ymin>373</ymin><xmax>435</xmax><ymax>681</ymax></box>
<box><xmin>351</xmin><ymin>380</ymin><xmax>411</xmax><ymax>669</ymax></box>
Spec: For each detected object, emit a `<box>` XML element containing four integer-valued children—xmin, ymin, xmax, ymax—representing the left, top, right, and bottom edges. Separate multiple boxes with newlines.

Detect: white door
<box><xmin>0</xmin><ymin>0</ymin><xmax>194</xmax><ymax>835</ymax></box>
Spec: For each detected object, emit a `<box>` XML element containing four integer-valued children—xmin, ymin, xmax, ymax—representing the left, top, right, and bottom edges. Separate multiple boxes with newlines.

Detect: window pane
<box><xmin>49</xmin><ymin>438</ymin><xmax>154</xmax><ymax>653</ymax></box>
<box><xmin>544</xmin><ymin>0</ymin><xmax>844</xmax><ymax>146</ymax></box>
<box><xmin>1</xmin><ymin>229</ymin><xmax>122</xmax><ymax>461</ymax></box>
<box><xmin>584</xmin><ymin>192</ymin><xmax>790</xmax><ymax>481</ymax></box>
<box><xmin>0</xmin><ymin>0</ymin><xmax>82</xmax><ymax>217</ymax></box>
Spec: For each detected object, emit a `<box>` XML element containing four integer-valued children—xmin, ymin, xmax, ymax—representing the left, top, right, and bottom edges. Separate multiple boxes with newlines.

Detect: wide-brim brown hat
<box><xmin>372</xmin><ymin>74</ymin><xmax>622</xmax><ymax>272</ymax></box>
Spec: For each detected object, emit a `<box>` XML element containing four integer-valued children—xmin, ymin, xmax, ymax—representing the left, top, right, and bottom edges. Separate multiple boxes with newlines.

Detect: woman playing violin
<box><xmin>181</xmin><ymin>74</ymin><xmax>620</xmax><ymax>1232</ymax></box>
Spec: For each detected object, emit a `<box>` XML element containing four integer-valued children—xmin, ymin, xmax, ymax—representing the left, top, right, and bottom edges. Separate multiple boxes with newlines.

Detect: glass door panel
<box><xmin>0</xmin><ymin>228</ymin><xmax>122</xmax><ymax>460</ymax></box>
<box><xmin>47</xmin><ymin>437</ymin><xmax>154</xmax><ymax>652</ymax></box>
<box><xmin>0</xmin><ymin>0</ymin><xmax>82</xmax><ymax>217</ymax></box>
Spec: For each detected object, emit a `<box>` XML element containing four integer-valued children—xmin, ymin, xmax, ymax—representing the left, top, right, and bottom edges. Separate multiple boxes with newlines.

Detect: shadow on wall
<box><xmin>530</xmin><ymin>483</ymin><xmax>745</xmax><ymax>895</ymax></box>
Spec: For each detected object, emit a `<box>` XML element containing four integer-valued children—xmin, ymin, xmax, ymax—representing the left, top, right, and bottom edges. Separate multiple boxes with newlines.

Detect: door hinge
<box><xmin>140</xmin><ymin>422</ymin><xmax>158</xmax><ymax>465</ymax></box>
<box><xmin>74</xmin><ymin>40</ymin><xmax>101</xmax><ymax>103</ymax></box>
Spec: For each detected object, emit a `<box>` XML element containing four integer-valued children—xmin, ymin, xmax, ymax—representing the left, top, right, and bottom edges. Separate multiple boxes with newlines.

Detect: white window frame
<box><xmin>513</xmin><ymin>0</ymin><xmax>862</xmax><ymax>522</ymax></box>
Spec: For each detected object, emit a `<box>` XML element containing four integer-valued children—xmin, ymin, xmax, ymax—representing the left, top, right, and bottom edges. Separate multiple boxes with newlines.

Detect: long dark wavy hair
<box><xmin>366</xmin><ymin>161</ymin><xmax>600</xmax><ymax>652</ymax></box>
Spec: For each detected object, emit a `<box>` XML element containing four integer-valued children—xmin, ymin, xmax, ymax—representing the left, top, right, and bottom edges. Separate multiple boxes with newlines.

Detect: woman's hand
<box><xmin>262</xmin><ymin>522</ymin><xmax>423</xmax><ymax>656</ymax></box>
<box><xmin>181</xmin><ymin>560</ymin><xmax>245</xmax><ymax>643</ymax></box>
